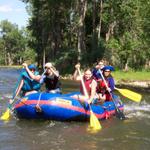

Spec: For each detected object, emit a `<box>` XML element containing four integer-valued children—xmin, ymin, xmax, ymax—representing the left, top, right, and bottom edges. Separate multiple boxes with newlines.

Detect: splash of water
<box><xmin>124</xmin><ymin>100</ymin><xmax>150</xmax><ymax>119</ymax></box>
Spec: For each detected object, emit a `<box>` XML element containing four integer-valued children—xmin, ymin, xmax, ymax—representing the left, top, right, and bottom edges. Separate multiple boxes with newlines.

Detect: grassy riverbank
<box><xmin>0</xmin><ymin>65</ymin><xmax>22</xmax><ymax>68</ymax></box>
<box><xmin>112</xmin><ymin>71</ymin><xmax>150</xmax><ymax>82</ymax></box>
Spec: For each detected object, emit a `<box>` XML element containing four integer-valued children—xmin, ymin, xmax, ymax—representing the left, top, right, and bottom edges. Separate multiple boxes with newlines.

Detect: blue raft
<box><xmin>14</xmin><ymin>92</ymin><xmax>124</xmax><ymax>121</ymax></box>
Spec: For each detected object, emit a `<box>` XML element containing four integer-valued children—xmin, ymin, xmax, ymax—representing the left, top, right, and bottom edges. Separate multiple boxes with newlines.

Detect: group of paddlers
<box><xmin>9</xmin><ymin>60</ymin><xmax>115</xmax><ymax>106</ymax></box>
<box><xmin>72</xmin><ymin>61</ymin><xmax>115</xmax><ymax>104</ymax></box>
<box><xmin>9</xmin><ymin>62</ymin><xmax>61</xmax><ymax>105</ymax></box>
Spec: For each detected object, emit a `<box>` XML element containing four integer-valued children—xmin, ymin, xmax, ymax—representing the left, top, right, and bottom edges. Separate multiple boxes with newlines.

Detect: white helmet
<box><xmin>45</xmin><ymin>62</ymin><xmax>52</xmax><ymax>68</ymax></box>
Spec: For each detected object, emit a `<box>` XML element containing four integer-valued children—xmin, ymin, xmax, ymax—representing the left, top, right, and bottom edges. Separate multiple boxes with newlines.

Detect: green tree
<box><xmin>0</xmin><ymin>20</ymin><xmax>36</xmax><ymax>65</ymax></box>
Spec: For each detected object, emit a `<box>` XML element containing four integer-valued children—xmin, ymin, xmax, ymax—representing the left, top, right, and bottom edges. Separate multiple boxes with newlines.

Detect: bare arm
<box><xmin>88</xmin><ymin>80</ymin><xmax>97</xmax><ymax>104</ymax></box>
<box><xmin>22</xmin><ymin>63</ymin><xmax>41</xmax><ymax>81</ymax></box>
<box><xmin>15</xmin><ymin>79</ymin><xmax>24</xmax><ymax>97</ymax></box>
<box><xmin>50</xmin><ymin>67</ymin><xmax>59</xmax><ymax>77</ymax></box>
<box><xmin>73</xmin><ymin>69</ymin><xmax>79</xmax><ymax>80</ymax></box>
<box><xmin>9</xmin><ymin>79</ymin><xmax>24</xmax><ymax>105</ymax></box>
<box><xmin>72</xmin><ymin>64</ymin><xmax>81</xmax><ymax>81</ymax></box>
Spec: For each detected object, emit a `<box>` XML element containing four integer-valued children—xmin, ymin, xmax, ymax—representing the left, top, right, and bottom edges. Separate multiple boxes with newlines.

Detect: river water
<box><xmin>0</xmin><ymin>68</ymin><xmax>150</xmax><ymax>150</ymax></box>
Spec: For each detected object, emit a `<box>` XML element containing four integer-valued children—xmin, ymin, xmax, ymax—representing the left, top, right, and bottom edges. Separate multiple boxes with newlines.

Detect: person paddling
<box><xmin>40</xmin><ymin>62</ymin><xmax>61</xmax><ymax>93</ymax></box>
<box><xmin>92</xmin><ymin>60</ymin><xmax>105</xmax><ymax>81</ymax></box>
<box><xmin>9</xmin><ymin>64</ymin><xmax>41</xmax><ymax>105</ymax></box>
<box><xmin>23</xmin><ymin>62</ymin><xmax>61</xmax><ymax>94</ymax></box>
<box><xmin>72</xmin><ymin>63</ymin><xmax>97</xmax><ymax>104</ymax></box>
<box><xmin>96</xmin><ymin>65</ymin><xmax>115</xmax><ymax>103</ymax></box>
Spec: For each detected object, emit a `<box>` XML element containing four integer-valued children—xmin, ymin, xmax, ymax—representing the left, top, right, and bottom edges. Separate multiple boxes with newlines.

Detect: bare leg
<box><xmin>25</xmin><ymin>90</ymin><xmax>38</xmax><ymax>96</ymax></box>
<box><xmin>96</xmin><ymin>93</ymin><xmax>106</xmax><ymax>104</ymax></box>
<box><xmin>71</xmin><ymin>94</ymin><xmax>89</xmax><ymax>102</ymax></box>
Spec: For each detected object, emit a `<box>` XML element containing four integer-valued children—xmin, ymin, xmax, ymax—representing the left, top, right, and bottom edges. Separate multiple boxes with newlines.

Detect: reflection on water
<box><xmin>0</xmin><ymin>68</ymin><xmax>150</xmax><ymax>150</ymax></box>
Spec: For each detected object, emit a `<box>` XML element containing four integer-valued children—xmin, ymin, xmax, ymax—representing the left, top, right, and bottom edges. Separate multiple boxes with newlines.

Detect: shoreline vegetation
<box><xmin>0</xmin><ymin>66</ymin><xmax>150</xmax><ymax>89</ymax></box>
<box><xmin>61</xmin><ymin>70</ymin><xmax>150</xmax><ymax>89</ymax></box>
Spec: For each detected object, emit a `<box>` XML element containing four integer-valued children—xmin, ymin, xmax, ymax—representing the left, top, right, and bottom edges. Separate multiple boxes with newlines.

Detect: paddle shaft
<box><xmin>36</xmin><ymin>92</ymin><xmax>42</xmax><ymax>106</ymax></box>
<box><xmin>9</xmin><ymin>74</ymin><xmax>23</xmax><ymax>107</ymax></box>
<box><xmin>98</xmin><ymin>69</ymin><xmax>125</xmax><ymax>120</ymax></box>
<box><xmin>77</xmin><ymin>68</ymin><xmax>89</xmax><ymax>98</ymax></box>
<box><xmin>77</xmin><ymin>68</ymin><xmax>102</xmax><ymax>129</ymax></box>
<box><xmin>41</xmin><ymin>69</ymin><xmax>47</xmax><ymax>77</ymax></box>
<box><xmin>0</xmin><ymin>72</ymin><xmax>23</xmax><ymax>120</ymax></box>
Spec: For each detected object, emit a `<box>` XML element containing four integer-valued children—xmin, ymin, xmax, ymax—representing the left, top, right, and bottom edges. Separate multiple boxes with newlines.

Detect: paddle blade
<box><xmin>90</xmin><ymin>111</ymin><xmax>102</xmax><ymax>130</ymax></box>
<box><xmin>0</xmin><ymin>109</ymin><xmax>10</xmax><ymax>120</ymax></box>
<box><xmin>116</xmin><ymin>88</ymin><xmax>142</xmax><ymax>102</ymax></box>
<box><xmin>115</xmin><ymin>108</ymin><xmax>126</xmax><ymax>120</ymax></box>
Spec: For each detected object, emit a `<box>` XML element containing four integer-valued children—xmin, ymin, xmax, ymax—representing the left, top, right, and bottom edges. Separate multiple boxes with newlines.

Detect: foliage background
<box><xmin>0</xmin><ymin>0</ymin><xmax>150</xmax><ymax>75</ymax></box>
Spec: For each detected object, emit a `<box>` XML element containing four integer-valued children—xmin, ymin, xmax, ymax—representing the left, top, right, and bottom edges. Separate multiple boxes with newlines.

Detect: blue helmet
<box><xmin>28</xmin><ymin>64</ymin><xmax>37</xmax><ymax>70</ymax></box>
<box><xmin>102</xmin><ymin>66</ymin><xmax>115</xmax><ymax>71</ymax></box>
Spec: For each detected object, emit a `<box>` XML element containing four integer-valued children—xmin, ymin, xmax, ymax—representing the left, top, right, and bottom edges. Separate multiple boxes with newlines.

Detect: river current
<box><xmin>0</xmin><ymin>68</ymin><xmax>150</xmax><ymax>150</ymax></box>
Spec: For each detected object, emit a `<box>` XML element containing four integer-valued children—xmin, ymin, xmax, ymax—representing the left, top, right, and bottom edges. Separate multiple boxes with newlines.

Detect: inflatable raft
<box><xmin>14</xmin><ymin>92</ymin><xmax>124</xmax><ymax>121</ymax></box>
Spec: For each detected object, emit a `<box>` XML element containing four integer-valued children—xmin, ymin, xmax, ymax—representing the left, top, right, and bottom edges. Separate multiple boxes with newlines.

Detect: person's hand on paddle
<box><xmin>95</xmin><ymin>64</ymin><xmax>100</xmax><ymax>69</ymax></box>
<box><xmin>107</xmin><ymin>87</ymin><xmax>112</xmax><ymax>92</ymax></box>
<box><xmin>75</xmin><ymin>63</ymin><xmax>80</xmax><ymax>70</ymax></box>
<box><xmin>88</xmin><ymin>98</ymin><xmax>93</xmax><ymax>104</ymax></box>
<box><xmin>73</xmin><ymin>63</ymin><xmax>81</xmax><ymax>80</ymax></box>
<box><xmin>22</xmin><ymin>63</ymin><xmax>28</xmax><ymax>68</ymax></box>
<box><xmin>9</xmin><ymin>99</ymin><xmax>14</xmax><ymax>105</ymax></box>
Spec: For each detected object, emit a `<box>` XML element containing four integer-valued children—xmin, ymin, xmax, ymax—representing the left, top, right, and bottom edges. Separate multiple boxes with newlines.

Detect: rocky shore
<box><xmin>117</xmin><ymin>80</ymin><xmax>150</xmax><ymax>88</ymax></box>
<box><xmin>115</xmin><ymin>80</ymin><xmax>150</xmax><ymax>93</ymax></box>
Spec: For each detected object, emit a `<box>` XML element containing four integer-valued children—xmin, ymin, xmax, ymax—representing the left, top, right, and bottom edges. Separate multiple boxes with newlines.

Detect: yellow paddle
<box><xmin>98</xmin><ymin>69</ymin><xmax>126</xmax><ymax>120</ymax></box>
<box><xmin>115</xmin><ymin>87</ymin><xmax>142</xmax><ymax>103</ymax></box>
<box><xmin>0</xmin><ymin>104</ymin><xmax>13</xmax><ymax>120</ymax></box>
<box><xmin>89</xmin><ymin>106</ymin><xmax>102</xmax><ymax>130</ymax></box>
<box><xmin>77</xmin><ymin>68</ymin><xmax>102</xmax><ymax>130</ymax></box>
<box><xmin>1</xmin><ymin>75</ymin><xmax>22</xmax><ymax>121</ymax></box>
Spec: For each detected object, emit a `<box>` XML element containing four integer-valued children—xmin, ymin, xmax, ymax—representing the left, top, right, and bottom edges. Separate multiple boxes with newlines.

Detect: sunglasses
<box><xmin>84</xmin><ymin>73</ymin><xmax>92</xmax><ymax>75</ymax></box>
<box><xmin>30</xmin><ymin>69</ymin><xmax>35</xmax><ymax>71</ymax></box>
<box><xmin>45</xmin><ymin>67</ymin><xmax>51</xmax><ymax>70</ymax></box>
<box><xmin>104</xmin><ymin>70</ymin><xmax>111</xmax><ymax>72</ymax></box>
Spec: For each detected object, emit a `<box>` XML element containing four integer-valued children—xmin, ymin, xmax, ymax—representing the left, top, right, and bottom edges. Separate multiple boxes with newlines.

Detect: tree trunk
<box><xmin>77</xmin><ymin>0</ymin><xmax>87</xmax><ymax>61</ymax></box>
<box><xmin>144</xmin><ymin>59</ymin><xmax>150</xmax><ymax>69</ymax></box>
<box><xmin>91</xmin><ymin>0</ymin><xmax>98</xmax><ymax>51</ymax></box>
<box><xmin>105</xmin><ymin>7</ymin><xmax>116</xmax><ymax>42</ymax></box>
<box><xmin>4</xmin><ymin>53</ymin><xmax>7</xmax><ymax>65</ymax></box>
<box><xmin>97</xmin><ymin>0</ymin><xmax>103</xmax><ymax>40</ymax></box>
<box><xmin>7</xmin><ymin>52</ymin><xmax>13</xmax><ymax>65</ymax></box>
<box><xmin>124</xmin><ymin>59</ymin><xmax>129</xmax><ymax>72</ymax></box>
<box><xmin>43</xmin><ymin>48</ymin><xmax>45</xmax><ymax>68</ymax></box>
<box><xmin>105</xmin><ymin>21</ymin><xmax>116</xmax><ymax>42</ymax></box>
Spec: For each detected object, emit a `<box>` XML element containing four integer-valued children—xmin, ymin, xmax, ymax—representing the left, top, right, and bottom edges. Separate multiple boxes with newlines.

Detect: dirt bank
<box><xmin>115</xmin><ymin>80</ymin><xmax>150</xmax><ymax>93</ymax></box>
<box><xmin>117</xmin><ymin>80</ymin><xmax>150</xmax><ymax>88</ymax></box>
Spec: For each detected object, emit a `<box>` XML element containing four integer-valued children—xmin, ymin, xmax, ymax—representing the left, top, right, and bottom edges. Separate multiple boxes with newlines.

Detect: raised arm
<box><xmin>73</xmin><ymin>64</ymin><xmax>81</xmax><ymax>81</ymax></box>
<box><xmin>50</xmin><ymin>67</ymin><xmax>59</xmax><ymax>77</ymax></box>
<box><xmin>22</xmin><ymin>63</ymin><xmax>41</xmax><ymax>81</ymax></box>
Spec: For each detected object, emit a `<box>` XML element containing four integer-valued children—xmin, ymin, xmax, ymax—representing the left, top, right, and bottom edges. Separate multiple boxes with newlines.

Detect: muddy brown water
<box><xmin>0</xmin><ymin>68</ymin><xmax>150</xmax><ymax>150</ymax></box>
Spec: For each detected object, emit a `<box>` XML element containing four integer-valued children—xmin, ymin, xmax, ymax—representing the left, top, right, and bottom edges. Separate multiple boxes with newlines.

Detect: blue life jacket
<box><xmin>92</xmin><ymin>68</ymin><xmax>102</xmax><ymax>80</ymax></box>
<box><xmin>21</xmin><ymin>71</ymin><xmax>41</xmax><ymax>92</ymax></box>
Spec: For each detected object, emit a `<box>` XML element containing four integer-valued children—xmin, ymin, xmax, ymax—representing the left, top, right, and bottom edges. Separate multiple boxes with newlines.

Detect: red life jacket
<box><xmin>97</xmin><ymin>79</ymin><xmax>111</xmax><ymax>101</ymax></box>
<box><xmin>80</xmin><ymin>76</ymin><xmax>93</xmax><ymax>96</ymax></box>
